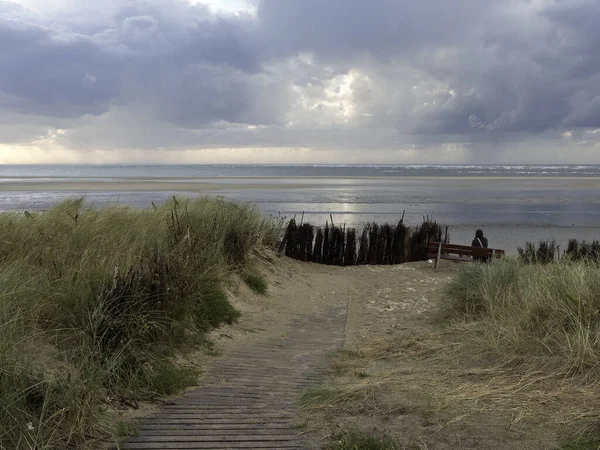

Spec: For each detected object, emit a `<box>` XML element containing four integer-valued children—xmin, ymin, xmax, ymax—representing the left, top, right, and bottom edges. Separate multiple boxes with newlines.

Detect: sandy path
<box><xmin>296</xmin><ymin>259</ymin><xmax>584</xmax><ymax>450</ymax></box>
<box><xmin>112</xmin><ymin>256</ymin><xmax>584</xmax><ymax>449</ymax></box>
<box><xmin>116</xmin><ymin>257</ymin><xmax>352</xmax><ymax>449</ymax></box>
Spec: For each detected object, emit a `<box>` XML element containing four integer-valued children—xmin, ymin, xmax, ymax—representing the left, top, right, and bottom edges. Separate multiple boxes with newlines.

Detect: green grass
<box><xmin>442</xmin><ymin>258</ymin><xmax>600</xmax><ymax>375</ymax></box>
<box><xmin>300</xmin><ymin>385</ymin><xmax>343</xmax><ymax>406</ymax></box>
<box><xmin>559</xmin><ymin>437</ymin><xmax>600</xmax><ymax>450</ymax></box>
<box><xmin>327</xmin><ymin>429</ymin><xmax>402</xmax><ymax>450</ymax></box>
<box><xmin>243</xmin><ymin>272</ymin><xmax>269</xmax><ymax>294</ymax></box>
<box><xmin>0</xmin><ymin>196</ymin><xmax>274</xmax><ymax>449</ymax></box>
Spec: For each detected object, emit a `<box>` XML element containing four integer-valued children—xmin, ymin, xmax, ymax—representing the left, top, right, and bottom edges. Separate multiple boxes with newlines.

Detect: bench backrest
<box><xmin>427</xmin><ymin>242</ymin><xmax>505</xmax><ymax>258</ymax></box>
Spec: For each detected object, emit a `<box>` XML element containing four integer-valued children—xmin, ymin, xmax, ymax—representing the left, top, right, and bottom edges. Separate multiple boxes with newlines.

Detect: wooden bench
<box><xmin>427</xmin><ymin>242</ymin><xmax>505</xmax><ymax>269</ymax></box>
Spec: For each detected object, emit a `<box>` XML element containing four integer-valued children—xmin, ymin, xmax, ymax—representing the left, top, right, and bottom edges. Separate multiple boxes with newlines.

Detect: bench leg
<box><xmin>435</xmin><ymin>242</ymin><xmax>442</xmax><ymax>270</ymax></box>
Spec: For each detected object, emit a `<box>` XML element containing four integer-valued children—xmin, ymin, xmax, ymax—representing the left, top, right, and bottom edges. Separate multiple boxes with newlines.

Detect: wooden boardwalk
<box><xmin>120</xmin><ymin>306</ymin><xmax>347</xmax><ymax>449</ymax></box>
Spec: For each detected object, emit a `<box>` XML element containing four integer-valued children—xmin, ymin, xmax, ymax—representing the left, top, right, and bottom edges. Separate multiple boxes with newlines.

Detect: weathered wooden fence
<box><xmin>517</xmin><ymin>238</ymin><xmax>600</xmax><ymax>264</ymax></box>
<box><xmin>280</xmin><ymin>216</ymin><xmax>449</xmax><ymax>266</ymax></box>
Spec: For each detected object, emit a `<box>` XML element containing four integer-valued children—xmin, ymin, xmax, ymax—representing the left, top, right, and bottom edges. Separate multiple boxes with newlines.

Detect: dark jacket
<box><xmin>472</xmin><ymin>229</ymin><xmax>488</xmax><ymax>248</ymax></box>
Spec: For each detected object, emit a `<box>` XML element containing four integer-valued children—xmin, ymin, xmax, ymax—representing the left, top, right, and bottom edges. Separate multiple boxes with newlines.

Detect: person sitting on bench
<box><xmin>472</xmin><ymin>229</ymin><xmax>488</xmax><ymax>262</ymax></box>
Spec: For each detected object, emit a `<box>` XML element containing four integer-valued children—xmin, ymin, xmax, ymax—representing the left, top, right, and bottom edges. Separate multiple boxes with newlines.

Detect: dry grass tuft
<box><xmin>301</xmin><ymin>258</ymin><xmax>600</xmax><ymax>448</ymax></box>
<box><xmin>305</xmin><ymin>318</ymin><xmax>600</xmax><ymax>448</ymax></box>
<box><xmin>443</xmin><ymin>259</ymin><xmax>600</xmax><ymax>378</ymax></box>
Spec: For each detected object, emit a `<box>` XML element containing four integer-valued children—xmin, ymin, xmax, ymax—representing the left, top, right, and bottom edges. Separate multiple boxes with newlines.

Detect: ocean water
<box><xmin>1</xmin><ymin>164</ymin><xmax>600</xmax><ymax>253</ymax></box>
<box><xmin>2</xmin><ymin>164</ymin><xmax>600</xmax><ymax>179</ymax></box>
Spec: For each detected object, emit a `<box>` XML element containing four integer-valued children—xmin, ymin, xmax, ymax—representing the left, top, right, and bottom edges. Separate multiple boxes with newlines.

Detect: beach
<box><xmin>2</xmin><ymin>175</ymin><xmax>600</xmax><ymax>449</ymax></box>
<box><xmin>1</xmin><ymin>167</ymin><xmax>600</xmax><ymax>254</ymax></box>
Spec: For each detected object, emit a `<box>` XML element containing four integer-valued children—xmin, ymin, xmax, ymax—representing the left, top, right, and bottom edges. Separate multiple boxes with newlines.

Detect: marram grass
<box><xmin>443</xmin><ymin>258</ymin><xmax>600</xmax><ymax>376</ymax></box>
<box><xmin>0</xmin><ymin>196</ymin><xmax>274</xmax><ymax>450</ymax></box>
<box><xmin>327</xmin><ymin>429</ymin><xmax>402</xmax><ymax>450</ymax></box>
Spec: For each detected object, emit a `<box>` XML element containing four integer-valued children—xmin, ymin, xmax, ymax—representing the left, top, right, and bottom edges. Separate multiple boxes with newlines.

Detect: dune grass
<box><xmin>443</xmin><ymin>258</ymin><xmax>600</xmax><ymax>377</ymax></box>
<box><xmin>299</xmin><ymin>258</ymin><xmax>600</xmax><ymax>448</ymax></box>
<box><xmin>0</xmin><ymin>196</ymin><xmax>275</xmax><ymax>450</ymax></box>
<box><xmin>242</xmin><ymin>272</ymin><xmax>269</xmax><ymax>295</ymax></box>
<box><xmin>327</xmin><ymin>429</ymin><xmax>403</xmax><ymax>450</ymax></box>
<box><xmin>559</xmin><ymin>437</ymin><xmax>600</xmax><ymax>450</ymax></box>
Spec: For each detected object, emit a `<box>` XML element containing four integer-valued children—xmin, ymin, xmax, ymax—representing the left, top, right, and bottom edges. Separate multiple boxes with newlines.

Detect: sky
<box><xmin>1</xmin><ymin>0</ymin><xmax>600</xmax><ymax>164</ymax></box>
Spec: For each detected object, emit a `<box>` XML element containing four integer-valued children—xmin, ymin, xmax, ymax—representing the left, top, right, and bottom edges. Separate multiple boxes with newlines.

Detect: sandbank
<box><xmin>1</xmin><ymin>175</ymin><xmax>600</xmax><ymax>192</ymax></box>
<box><xmin>0</xmin><ymin>181</ymin><xmax>325</xmax><ymax>192</ymax></box>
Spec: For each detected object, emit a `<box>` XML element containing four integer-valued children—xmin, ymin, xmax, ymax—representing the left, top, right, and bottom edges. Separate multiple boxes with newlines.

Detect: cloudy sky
<box><xmin>1</xmin><ymin>0</ymin><xmax>599</xmax><ymax>164</ymax></box>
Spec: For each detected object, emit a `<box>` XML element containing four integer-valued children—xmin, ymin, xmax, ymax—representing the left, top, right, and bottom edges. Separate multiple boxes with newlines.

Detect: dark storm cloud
<box><xmin>0</xmin><ymin>1</ymin><xmax>117</xmax><ymax>117</ymax></box>
<box><xmin>1</xmin><ymin>0</ymin><xmax>600</xmax><ymax>160</ymax></box>
<box><xmin>428</xmin><ymin>0</ymin><xmax>600</xmax><ymax>135</ymax></box>
<box><xmin>257</xmin><ymin>0</ymin><xmax>493</xmax><ymax>59</ymax></box>
<box><xmin>0</xmin><ymin>0</ymin><xmax>262</xmax><ymax>124</ymax></box>
<box><xmin>256</xmin><ymin>0</ymin><xmax>600</xmax><ymax>137</ymax></box>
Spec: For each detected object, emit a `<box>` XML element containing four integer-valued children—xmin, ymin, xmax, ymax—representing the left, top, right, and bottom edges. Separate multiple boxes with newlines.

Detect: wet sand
<box><xmin>0</xmin><ymin>180</ymin><xmax>326</xmax><ymax>192</ymax></box>
<box><xmin>1</xmin><ymin>176</ymin><xmax>600</xmax><ymax>193</ymax></box>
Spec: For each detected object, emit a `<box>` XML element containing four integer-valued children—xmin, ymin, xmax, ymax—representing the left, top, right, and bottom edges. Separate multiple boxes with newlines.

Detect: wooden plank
<box><xmin>121</xmin><ymin>306</ymin><xmax>347</xmax><ymax>450</ymax></box>
<box><xmin>136</xmin><ymin>428</ymin><xmax>299</xmax><ymax>435</ymax></box>
<box><xmin>429</xmin><ymin>242</ymin><xmax>478</xmax><ymax>251</ymax></box>
<box><xmin>427</xmin><ymin>251</ymin><xmax>474</xmax><ymax>259</ymax></box>
<box><xmin>127</xmin><ymin>435</ymin><xmax>300</xmax><ymax>443</ymax></box>
<box><xmin>439</xmin><ymin>256</ymin><xmax>472</xmax><ymax>262</ymax></box>
<box><xmin>442</xmin><ymin>248</ymin><xmax>487</xmax><ymax>255</ymax></box>
<box><xmin>160</xmin><ymin>407</ymin><xmax>296</xmax><ymax>413</ymax></box>
<box><xmin>122</xmin><ymin>442</ymin><xmax>303</xmax><ymax>449</ymax></box>
<box><xmin>435</xmin><ymin>241</ymin><xmax>442</xmax><ymax>270</ymax></box>
<box><xmin>428</xmin><ymin>242</ymin><xmax>505</xmax><ymax>259</ymax></box>
<box><xmin>146</xmin><ymin>412</ymin><xmax>295</xmax><ymax>418</ymax></box>
<box><xmin>429</xmin><ymin>242</ymin><xmax>505</xmax><ymax>253</ymax></box>
<box><xmin>142</xmin><ymin>419</ymin><xmax>297</xmax><ymax>425</ymax></box>
<box><xmin>150</xmin><ymin>415</ymin><xmax>296</xmax><ymax>421</ymax></box>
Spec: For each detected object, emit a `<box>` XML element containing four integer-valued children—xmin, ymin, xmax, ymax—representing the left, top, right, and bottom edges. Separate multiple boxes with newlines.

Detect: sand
<box><xmin>0</xmin><ymin>180</ymin><xmax>325</xmax><ymax>192</ymax></box>
<box><xmin>104</xmin><ymin>253</ymin><xmax>597</xmax><ymax>449</ymax></box>
<box><xmin>294</xmin><ymin>259</ymin><xmax>581</xmax><ymax>449</ymax></box>
<box><xmin>233</xmin><ymin>256</ymin><xmax>593</xmax><ymax>449</ymax></box>
<box><xmin>2</xmin><ymin>175</ymin><xmax>600</xmax><ymax>192</ymax></box>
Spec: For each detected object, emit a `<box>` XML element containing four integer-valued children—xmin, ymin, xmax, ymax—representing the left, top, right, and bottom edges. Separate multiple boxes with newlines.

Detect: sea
<box><xmin>2</xmin><ymin>164</ymin><xmax>600</xmax><ymax>254</ymax></box>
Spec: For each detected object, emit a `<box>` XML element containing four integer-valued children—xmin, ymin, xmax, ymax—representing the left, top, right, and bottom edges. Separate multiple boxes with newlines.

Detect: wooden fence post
<box><xmin>435</xmin><ymin>241</ymin><xmax>442</xmax><ymax>270</ymax></box>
